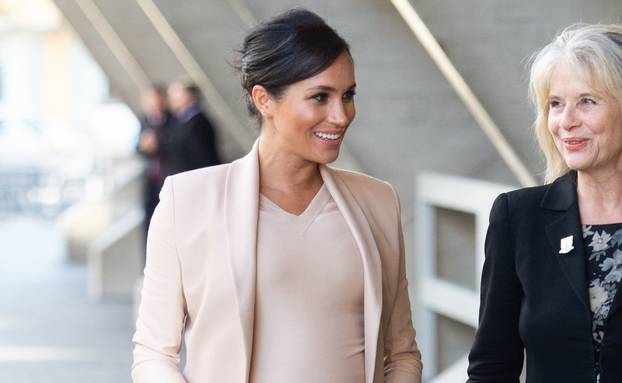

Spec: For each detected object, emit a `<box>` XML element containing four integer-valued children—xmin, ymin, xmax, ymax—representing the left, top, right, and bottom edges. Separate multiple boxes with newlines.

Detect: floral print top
<box><xmin>583</xmin><ymin>223</ymin><xmax>622</xmax><ymax>382</ymax></box>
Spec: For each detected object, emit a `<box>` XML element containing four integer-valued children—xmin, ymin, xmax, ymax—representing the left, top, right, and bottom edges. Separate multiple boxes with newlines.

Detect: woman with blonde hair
<box><xmin>468</xmin><ymin>24</ymin><xmax>622</xmax><ymax>382</ymax></box>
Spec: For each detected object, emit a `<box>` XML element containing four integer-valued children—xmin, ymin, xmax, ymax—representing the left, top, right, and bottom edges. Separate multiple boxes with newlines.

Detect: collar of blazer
<box><xmin>540</xmin><ymin>170</ymin><xmax>577</xmax><ymax>211</ymax></box>
<box><xmin>223</xmin><ymin>139</ymin><xmax>382</xmax><ymax>383</ymax></box>
<box><xmin>539</xmin><ymin>170</ymin><xmax>622</xmax><ymax>317</ymax></box>
<box><xmin>540</xmin><ymin>171</ymin><xmax>590</xmax><ymax>312</ymax></box>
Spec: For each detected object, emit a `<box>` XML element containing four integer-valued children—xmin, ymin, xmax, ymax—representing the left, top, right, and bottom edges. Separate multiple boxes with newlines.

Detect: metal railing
<box><xmin>412</xmin><ymin>172</ymin><xmax>513</xmax><ymax>381</ymax></box>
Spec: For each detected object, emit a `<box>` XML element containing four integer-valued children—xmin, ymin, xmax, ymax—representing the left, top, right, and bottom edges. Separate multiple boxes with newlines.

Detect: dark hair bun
<box><xmin>237</xmin><ymin>8</ymin><xmax>350</xmax><ymax>120</ymax></box>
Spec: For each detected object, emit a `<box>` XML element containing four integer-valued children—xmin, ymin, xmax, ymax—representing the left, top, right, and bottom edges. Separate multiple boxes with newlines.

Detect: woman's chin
<box><xmin>314</xmin><ymin>151</ymin><xmax>341</xmax><ymax>165</ymax></box>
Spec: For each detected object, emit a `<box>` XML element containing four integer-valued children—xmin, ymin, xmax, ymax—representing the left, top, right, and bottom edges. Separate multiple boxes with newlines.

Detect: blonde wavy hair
<box><xmin>528</xmin><ymin>23</ymin><xmax>622</xmax><ymax>183</ymax></box>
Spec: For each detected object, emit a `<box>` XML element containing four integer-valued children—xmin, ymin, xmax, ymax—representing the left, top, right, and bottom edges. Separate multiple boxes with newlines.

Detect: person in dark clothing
<box><xmin>166</xmin><ymin>79</ymin><xmax>221</xmax><ymax>175</ymax></box>
<box><xmin>137</xmin><ymin>85</ymin><xmax>174</xmax><ymax>237</ymax></box>
<box><xmin>467</xmin><ymin>24</ymin><xmax>622</xmax><ymax>383</ymax></box>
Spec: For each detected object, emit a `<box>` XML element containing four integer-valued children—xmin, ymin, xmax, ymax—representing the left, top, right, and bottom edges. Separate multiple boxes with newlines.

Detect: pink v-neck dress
<box><xmin>250</xmin><ymin>184</ymin><xmax>365</xmax><ymax>382</ymax></box>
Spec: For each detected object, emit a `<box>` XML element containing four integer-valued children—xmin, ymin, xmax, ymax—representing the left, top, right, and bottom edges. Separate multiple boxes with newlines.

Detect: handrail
<box><xmin>57</xmin><ymin>158</ymin><xmax>144</xmax><ymax>262</ymax></box>
<box><xmin>75</xmin><ymin>0</ymin><xmax>150</xmax><ymax>91</ymax></box>
<box><xmin>413</xmin><ymin>172</ymin><xmax>513</xmax><ymax>379</ymax></box>
<box><xmin>390</xmin><ymin>0</ymin><xmax>537</xmax><ymax>187</ymax></box>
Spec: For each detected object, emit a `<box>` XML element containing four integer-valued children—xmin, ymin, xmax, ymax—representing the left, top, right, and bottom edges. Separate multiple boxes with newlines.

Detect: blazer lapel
<box><xmin>320</xmin><ymin>166</ymin><xmax>382</xmax><ymax>383</ymax></box>
<box><xmin>224</xmin><ymin>140</ymin><xmax>260</xmax><ymax>382</ymax></box>
<box><xmin>542</xmin><ymin>171</ymin><xmax>590</xmax><ymax>311</ymax></box>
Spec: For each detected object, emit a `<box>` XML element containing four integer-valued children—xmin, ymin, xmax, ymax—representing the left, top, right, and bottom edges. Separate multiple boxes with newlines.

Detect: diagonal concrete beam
<box><xmin>390</xmin><ymin>0</ymin><xmax>537</xmax><ymax>187</ymax></box>
<box><xmin>75</xmin><ymin>0</ymin><xmax>151</xmax><ymax>91</ymax></box>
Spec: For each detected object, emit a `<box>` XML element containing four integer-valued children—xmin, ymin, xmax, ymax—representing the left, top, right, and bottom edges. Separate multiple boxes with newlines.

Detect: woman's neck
<box><xmin>258</xmin><ymin>138</ymin><xmax>321</xmax><ymax>189</ymax></box>
<box><xmin>577</xmin><ymin>169</ymin><xmax>622</xmax><ymax>224</ymax></box>
<box><xmin>257</xmin><ymin>135</ymin><xmax>323</xmax><ymax>215</ymax></box>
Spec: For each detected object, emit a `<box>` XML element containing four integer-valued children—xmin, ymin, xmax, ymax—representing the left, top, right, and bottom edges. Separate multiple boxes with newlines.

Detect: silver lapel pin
<box><xmin>559</xmin><ymin>235</ymin><xmax>574</xmax><ymax>255</ymax></box>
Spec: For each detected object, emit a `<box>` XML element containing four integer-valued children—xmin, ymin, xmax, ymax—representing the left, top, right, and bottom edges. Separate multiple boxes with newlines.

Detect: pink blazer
<box><xmin>132</xmin><ymin>141</ymin><xmax>422</xmax><ymax>383</ymax></box>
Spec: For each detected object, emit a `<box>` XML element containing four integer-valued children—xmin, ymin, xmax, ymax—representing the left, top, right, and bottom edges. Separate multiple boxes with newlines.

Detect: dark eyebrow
<box><xmin>307</xmin><ymin>83</ymin><xmax>357</xmax><ymax>92</ymax></box>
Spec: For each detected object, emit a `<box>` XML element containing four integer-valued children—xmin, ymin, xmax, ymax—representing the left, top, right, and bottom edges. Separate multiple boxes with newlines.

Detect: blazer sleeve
<box><xmin>384</xmin><ymin>185</ymin><xmax>423</xmax><ymax>383</ymax></box>
<box><xmin>132</xmin><ymin>178</ymin><xmax>188</xmax><ymax>383</ymax></box>
<box><xmin>467</xmin><ymin>193</ymin><xmax>524</xmax><ymax>382</ymax></box>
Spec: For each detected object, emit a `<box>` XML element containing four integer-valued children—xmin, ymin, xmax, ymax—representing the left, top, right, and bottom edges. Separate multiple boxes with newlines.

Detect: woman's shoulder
<box><xmin>504</xmin><ymin>183</ymin><xmax>549</xmax><ymax>205</ymax></box>
<box><xmin>493</xmin><ymin>181</ymin><xmax>555</xmax><ymax>222</ymax></box>
<box><xmin>164</xmin><ymin>162</ymin><xmax>231</xmax><ymax>197</ymax></box>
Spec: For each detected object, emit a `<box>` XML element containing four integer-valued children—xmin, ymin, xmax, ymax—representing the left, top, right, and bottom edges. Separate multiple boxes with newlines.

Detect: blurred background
<box><xmin>1</xmin><ymin>0</ymin><xmax>621</xmax><ymax>382</ymax></box>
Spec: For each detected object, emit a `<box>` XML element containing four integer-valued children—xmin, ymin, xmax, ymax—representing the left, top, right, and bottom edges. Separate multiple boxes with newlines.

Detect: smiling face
<box><xmin>257</xmin><ymin>52</ymin><xmax>356</xmax><ymax>165</ymax></box>
<box><xmin>547</xmin><ymin>64</ymin><xmax>622</xmax><ymax>175</ymax></box>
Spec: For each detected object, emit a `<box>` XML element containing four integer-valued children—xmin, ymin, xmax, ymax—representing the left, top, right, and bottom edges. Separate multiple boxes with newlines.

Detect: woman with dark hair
<box><xmin>467</xmin><ymin>24</ymin><xmax>622</xmax><ymax>382</ymax></box>
<box><xmin>132</xmin><ymin>9</ymin><xmax>422</xmax><ymax>383</ymax></box>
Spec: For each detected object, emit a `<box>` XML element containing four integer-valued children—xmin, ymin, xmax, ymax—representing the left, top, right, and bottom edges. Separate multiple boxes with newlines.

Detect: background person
<box><xmin>137</xmin><ymin>85</ymin><xmax>174</xmax><ymax>238</ymax></box>
<box><xmin>132</xmin><ymin>8</ymin><xmax>422</xmax><ymax>383</ymax></box>
<box><xmin>165</xmin><ymin>78</ymin><xmax>221</xmax><ymax>175</ymax></box>
<box><xmin>468</xmin><ymin>24</ymin><xmax>622</xmax><ymax>383</ymax></box>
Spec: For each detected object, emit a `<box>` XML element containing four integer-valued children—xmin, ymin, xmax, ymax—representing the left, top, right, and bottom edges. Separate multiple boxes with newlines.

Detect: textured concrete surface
<box><xmin>0</xmin><ymin>216</ymin><xmax>133</xmax><ymax>382</ymax></box>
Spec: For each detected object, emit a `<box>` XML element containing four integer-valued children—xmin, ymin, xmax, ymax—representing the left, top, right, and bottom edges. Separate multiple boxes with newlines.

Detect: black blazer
<box><xmin>467</xmin><ymin>171</ymin><xmax>622</xmax><ymax>383</ymax></box>
<box><xmin>165</xmin><ymin>111</ymin><xmax>221</xmax><ymax>176</ymax></box>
